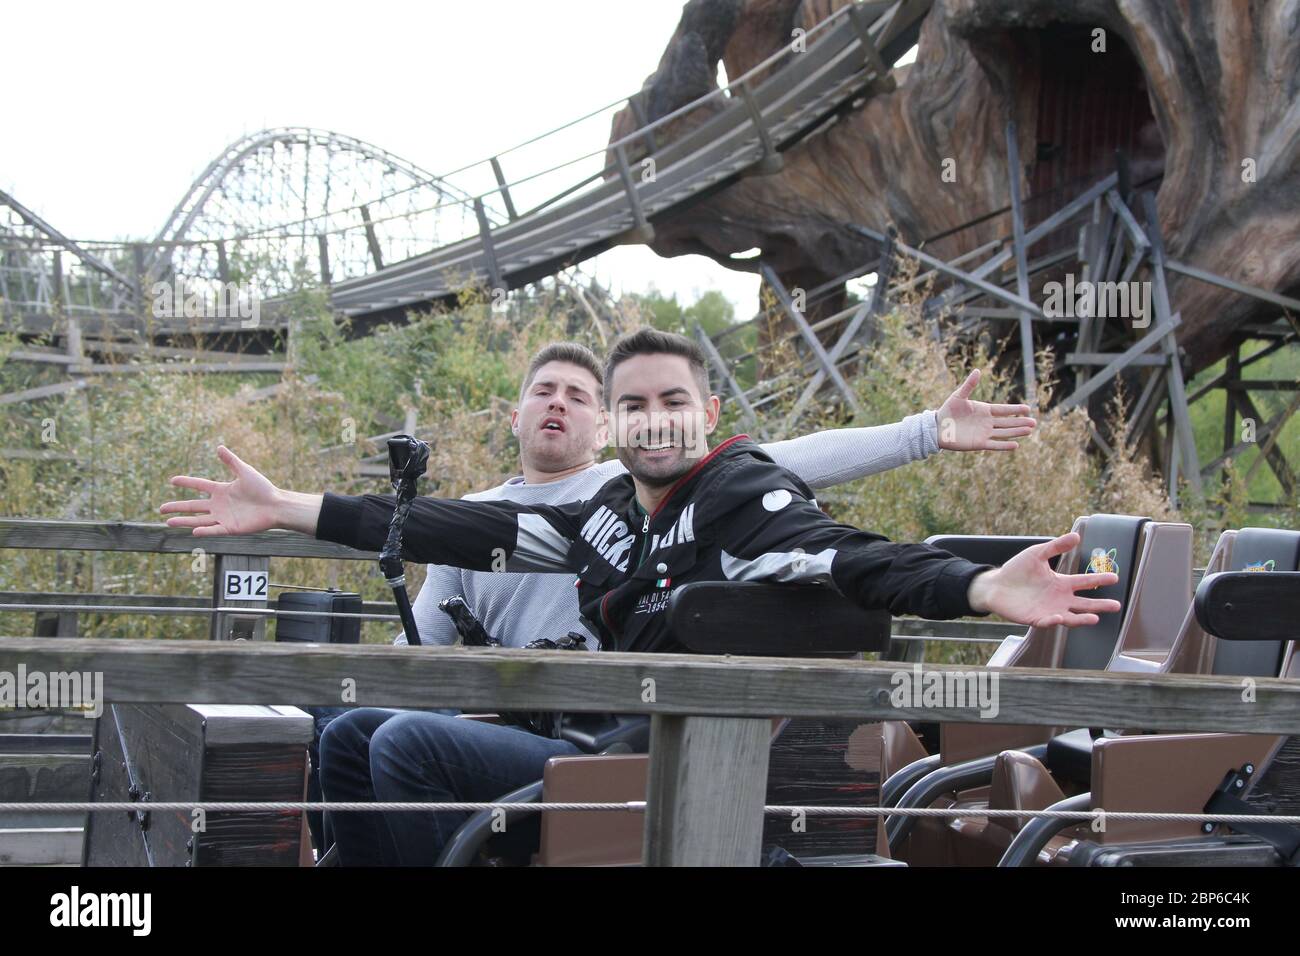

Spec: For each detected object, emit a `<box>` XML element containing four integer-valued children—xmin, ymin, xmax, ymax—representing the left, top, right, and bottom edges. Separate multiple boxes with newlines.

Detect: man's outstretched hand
<box><xmin>937</xmin><ymin>369</ymin><xmax>1036</xmax><ymax>452</ymax></box>
<box><xmin>967</xmin><ymin>531</ymin><xmax>1121</xmax><ymax>628</ymax></box>
<box><xmin>159</xmin><ymin>445</ymin><xmax>283</xmax><ymax>536</ymax></box>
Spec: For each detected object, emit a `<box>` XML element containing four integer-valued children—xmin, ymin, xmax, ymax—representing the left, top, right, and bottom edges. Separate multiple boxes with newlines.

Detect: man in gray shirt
<box><xmin>404</xmin><ymin>341</ymin><xmax>1034</xmax><ymax>649</ymax></box>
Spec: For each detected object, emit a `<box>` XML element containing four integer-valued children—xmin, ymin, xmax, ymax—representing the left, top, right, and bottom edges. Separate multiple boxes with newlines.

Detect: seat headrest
<box><xmin>1060</xmin><ymin>514</ymin><xmax>1150</xmax><ymax>670</ymax></box>
<box><xmin>1229</xmin><ymin>527</ymin><xmax>1300</xmax><ymax>573</ymax></box>
<box><xmin>1210</xmin><ymin>527</ymin><xmax>1300</xmax><ymax>677</ymax></box>
<box><xmin>667</xmin><ymin>582</ymin><xmax>892</xmax><ymax>656</ymax></box>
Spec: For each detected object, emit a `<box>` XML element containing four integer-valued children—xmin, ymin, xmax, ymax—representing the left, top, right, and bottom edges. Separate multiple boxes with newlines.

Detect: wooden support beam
<box><xmin>1004</xmin><ymin>122</ymin><xmax>1037</xmax><ymax>405</ymax></box>
<box><xmin>1165</xmin><ymin>259</ymin><xmax>1300</xmax><ymax>314</ymax></box>
<box><xmin>1140</xmin><ymin>191</ymin><xmax>1202</xmax><ymax>495</ymax></box>
<box><xmin>643</xmin><ymin>715</ymin><xmax>771</xmax><ymax>867</ymax></box>
<box><xmin>1201</xmin><ymin>391</ymin><xmax>1298</xmax><ymax>492</ymax></box>
<box><xmin>694</xmin><ymin>324</ymin><xmax>765</xmax><ymax>440</ymax></box>
<box><xmin>920</xmin><ymin>173</ymin><xmax>1118</xmax><ymax>316</ymax></box>
<box><xmin>489</xmin><ymin>157</ymin><xmax>519</xmax><ymax>221</ymax></box>
<box><xmin>738</xmin><ymin>83</ymin><xmax>784</xmax><ymax>175</ymax></box>
<box><xmin>5</xmin><ymin>350</ymin><xmax>82</xmax><ymax>365</ymax></box>
<box><xmin>74</xmin><ymin>362</ymin><xmax>287</xmax><ymax>375</ymax></box>
<box><xmin>1066</xmin><ymin>353</ymin><xmax>1166</xmax><ymax>367</ymax></box>
<box><xmin>1104</xmin><ymin>190</ymin><xmax>1150</xmax><ymax>251</ymax></box>
<box><xmin>4</xmin><ymin>638</ymin><xmax>1300</xmax><ymax>734</ymax></box>
<box><xmin>760</xmin><ymin>263</ymin><xmax>863</xmax><ymax>416</ymax></box>
<box><xmin>216</xmin><ymin>241</ymin><xmax>231</xmax><ymax>286</ymax></box>
<box><xmin>784</xmin><ymin>233</ymin><xmax>894</xmax><ymax>431</ymax></box>
<box><xmin>1221</xmin><ymin>345</ymin><xmax>1240</xmax><ymax>482</ymax></box>
<box><xmin>317</xmin><ymin>234</ymin><xmax>332</xmax><ymax>287</ymax></box>
<box><xmin>0</xmin><ymin>518</ymin><xmax>369</xmax><ymax>561</ymax></box>
<box><xmin>1231</xmin><ymin>389</ymin><xmax>1298</xmax><ymax>497</ymax></box>
<box><xmin>1221</xmin><ymin>380</ymin><xmax>1300</xmax><ymax>391</ymax></box>
<box><xmin>1059</xmin><ymin>314</ymin><xmax>1180</xmax><ymax>410</ymax></box>
<box><xmin>0</xmin><ymin>378</ymin><xmax>91</xmax><ymax>406</ymax></box>
<box><xmin>359</xmin><ymin>204</ymin><xmax>384</xmax><ymax>271</ymax></box>
<box><xmin>1125</xmin><ymin>368</ymin><xmax>1167</xmax><ymax>445</ymax></box>
<box><xmin>472</xmin><ymin>196</ymin><xmax>505</xmax><ymax>294</ymax></box>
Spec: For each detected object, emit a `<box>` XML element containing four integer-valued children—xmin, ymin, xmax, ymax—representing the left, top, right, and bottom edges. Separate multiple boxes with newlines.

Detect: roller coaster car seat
<box><xmin>888</xmin><ymin>515</ymin><xmax>1199</xmax><ymax>864</ymax></box>
<box><xmin>988</xmin><ymin>528</ymin><xmax>1300</xmax><ymax>866</ymax></box>
<box><xmin>441</xmin><ymin>582</ymin><xmax>896</xmax><ymax>866</ymax></box>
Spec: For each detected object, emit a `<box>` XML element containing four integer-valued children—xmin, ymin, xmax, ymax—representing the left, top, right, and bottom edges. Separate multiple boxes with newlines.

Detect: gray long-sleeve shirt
<box><xmin>398</xmin><ymin>412</ymin><xmax>939</xmax><ymax>649</ymax></box>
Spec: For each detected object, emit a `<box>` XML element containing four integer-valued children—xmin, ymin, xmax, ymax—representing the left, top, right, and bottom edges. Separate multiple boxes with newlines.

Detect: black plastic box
<box><xmin>274</xmin><ymin>589</ymin><xmax>362</xmax><ymax>644</ymax></box>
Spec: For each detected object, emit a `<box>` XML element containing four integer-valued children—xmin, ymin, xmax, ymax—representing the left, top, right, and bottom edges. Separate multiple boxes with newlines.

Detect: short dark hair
<box><xmin>602</xmin><ymin>327</ymin><xmax>711</xmax><ymax>408</ymax></box>
<box><xmin>519</xmin><ymin>342</ymin><xmax>603</xmax><ymax>403</ymax></box>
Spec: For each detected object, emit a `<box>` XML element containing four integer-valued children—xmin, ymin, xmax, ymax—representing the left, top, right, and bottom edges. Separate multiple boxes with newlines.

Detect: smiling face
<box><xmin>609</xmin><ymin>352</ymin><xmax>719</xmax><ymax>487</ymax></box>
<box><xmin>511</xmin><ymin>360</ymin><xmax>607</xmax><ymax>476</ymax></box>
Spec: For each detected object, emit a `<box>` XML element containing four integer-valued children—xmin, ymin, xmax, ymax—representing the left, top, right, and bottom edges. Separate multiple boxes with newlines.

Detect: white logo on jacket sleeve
<box><xmin>762</xmin><ymin>489</ymin><xmax>793</xmax><ymax>512</ymax></box>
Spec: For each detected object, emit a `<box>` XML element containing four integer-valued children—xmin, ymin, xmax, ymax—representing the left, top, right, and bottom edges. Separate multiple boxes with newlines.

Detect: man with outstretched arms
<box><xmin>403</xmin><ymin>341</ymin><xmax>1035</xmax><ymax>649</ymax></box>
<box><xmin>160</xmin><ymin>331</ymin><xmax>1115</xmax><ymax>865</ymax></box>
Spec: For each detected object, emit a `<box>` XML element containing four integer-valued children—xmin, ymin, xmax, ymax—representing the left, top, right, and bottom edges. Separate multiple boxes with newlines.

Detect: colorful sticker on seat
<box><xmin>1242</xmin><ymin>559</ymin><xmax>1275</xmax><ymax>572</ymax></box>
<box><xmin>1087</xmin><ymin>547</ymin><xmax>1119</xmax><ymax>574</ymax></box>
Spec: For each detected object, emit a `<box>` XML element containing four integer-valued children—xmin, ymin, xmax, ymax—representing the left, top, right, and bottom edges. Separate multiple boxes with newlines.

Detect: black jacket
<box><xmin>315</xmin><ymin>436</ymin><xmax>992</xmax><ymax>653</ymax></box>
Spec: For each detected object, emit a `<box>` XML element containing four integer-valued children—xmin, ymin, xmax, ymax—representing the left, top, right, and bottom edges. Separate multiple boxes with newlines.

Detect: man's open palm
<box><xmin>937</xmin><ymin>369</ymin><xmax>1037</xmax><ymax>452</ymax></box>
<box><xmin>973</xmin><ymin>532</ymin><xmax>1122</xmax><ymax>628</ymax></box>
<box><xmin>158</xmin><ymin>445</ymin><xmax>279</xmax><ymax>536</ymax></box>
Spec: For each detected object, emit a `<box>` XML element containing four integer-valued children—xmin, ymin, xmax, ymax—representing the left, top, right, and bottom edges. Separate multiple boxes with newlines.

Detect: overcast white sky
<box><xmin>4</xmin><ymin>0</ymin><xmax>766</xmax><ymax>314</ymax></box>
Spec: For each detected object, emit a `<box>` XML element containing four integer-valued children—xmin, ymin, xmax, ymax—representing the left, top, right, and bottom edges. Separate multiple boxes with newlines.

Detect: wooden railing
<box><xmin>2</xmin><ymin>638</ymin><xmax>1298</xmax><ymax>865</ymax></box>
<box><xmin>2</xmin><ymin>517</ymin><xmax>1276</xmax><ymax>865</ymax></box>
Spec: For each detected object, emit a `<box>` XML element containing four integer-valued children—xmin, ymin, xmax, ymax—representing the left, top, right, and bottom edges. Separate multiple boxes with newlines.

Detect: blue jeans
<box><xmin>304</xmin><ymin>705</ymin><xmax>460</xmax><ymax>853</ymax></box>
<box><xmin>318</xmin><ymin>708</ymin><xmax>581</xmax><ymax>865</ymax></box>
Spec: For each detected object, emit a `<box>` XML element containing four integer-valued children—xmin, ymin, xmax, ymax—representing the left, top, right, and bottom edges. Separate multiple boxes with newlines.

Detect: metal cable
<box><xmin>0</xmin><ymin>800</ymin><xmax>1296</xmax><ymax>826</ymax></box>
<box><xmin>0</xmin><ymin>603</ymin><xmax>399</xmax><ymax>620</ymax></box>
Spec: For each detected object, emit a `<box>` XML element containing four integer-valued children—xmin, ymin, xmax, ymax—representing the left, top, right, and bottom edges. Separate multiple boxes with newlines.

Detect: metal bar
<box><xmin>489</xmin><ymin>157</ymin><xmax>519</xmax><ymax>221</ymax></box>
<box><xmin>847</xmin><ymin>1</ymin><xmax>895</xmax><ymax>85</ymax></box>
<box><xmin>738</xmin><ymin>83</ymin><xmax>783</xmax><ymax>174</ymax></box>
<box><xmin>613</xmin><ymin>143</ymin><xmax>654</xmax><ymax>243</ymax></box>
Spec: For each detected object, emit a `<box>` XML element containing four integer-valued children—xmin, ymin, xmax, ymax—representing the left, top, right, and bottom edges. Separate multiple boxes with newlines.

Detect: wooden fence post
<box><xmin>210</xmin><ymin>554</ymin><xmax>270</xmax><ymax>641</ymax></box>
<box><xmin>643</xmin><ymin>715</ymin><xmax>772</xmax><ymax>866</ymax></box>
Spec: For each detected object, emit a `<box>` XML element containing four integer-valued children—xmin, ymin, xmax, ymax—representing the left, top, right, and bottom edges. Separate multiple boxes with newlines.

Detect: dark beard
<box><xmin>617</xmin><ymin>444</ymin><xmax>693</xmax><ymax>488</ymax></box>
